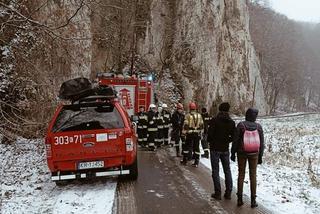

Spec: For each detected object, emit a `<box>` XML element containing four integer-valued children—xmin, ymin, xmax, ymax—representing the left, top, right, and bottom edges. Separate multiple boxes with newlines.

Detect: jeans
<box><xmin>210</xmin><ymin>150</ymin><xmax>233</xmax><ymax>194</ymax></box>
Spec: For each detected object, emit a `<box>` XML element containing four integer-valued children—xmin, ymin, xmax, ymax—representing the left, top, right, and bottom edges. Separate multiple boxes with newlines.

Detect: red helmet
<box><xmin>176</xmin><ymin>103</ymin><xmax>184</xmax><ymax>110</ymax></box>
<box><xmin>189</xmin><ymin>102</ymin><xmax>197</xmax><ymax>110</ymax></box>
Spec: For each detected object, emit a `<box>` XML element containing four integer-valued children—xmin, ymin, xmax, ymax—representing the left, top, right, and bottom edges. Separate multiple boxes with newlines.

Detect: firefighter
<box><xmin>162</xmin><ymin>103</ymin><xmax>171</xmax><ymax>146</ymax></box>
<box><xmin>171</xmin><ymin>103</ymin><xmax>185</xmax><ymax>157</ymax></box>
<box><xmin>155</xmin><ymin>105</ymin><xmax>164</xmax><ymax>147</ymax></box>
<box><xmin>181</xmin><ymin>102</ymin><xmax>204</xmax><ymax>167</ymax></box>
<box><xmin>147</xmin><ymin>104</ymin><xmax>158</xmax><ymax>151</ymax></box>
<box><xmin>201</xmin><ymin>107</ymin><xmax>211</xmax><ymax>158</ymax></box>
<box><xmin>137</xmin><ymin>106</ymin><xmax>148</xmax><ymax>147</ymax></box>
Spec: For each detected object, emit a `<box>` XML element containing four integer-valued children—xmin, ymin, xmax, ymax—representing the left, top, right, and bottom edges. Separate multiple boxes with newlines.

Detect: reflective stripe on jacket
<box><xmin>183</xmin><ymin>111</ymin><xmax>204</xmax><ymax>134</ymax></box>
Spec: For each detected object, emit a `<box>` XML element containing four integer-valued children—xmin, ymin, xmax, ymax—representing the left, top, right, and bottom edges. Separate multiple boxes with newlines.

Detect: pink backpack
<box><xmin>242</xmin><ymin>123</ymin><xmax>260</xmax><ymax>153</ymax></box>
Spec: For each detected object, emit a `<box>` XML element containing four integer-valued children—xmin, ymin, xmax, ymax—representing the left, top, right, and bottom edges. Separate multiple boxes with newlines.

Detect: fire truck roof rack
<box><xmin>96</xmin><ymin>71</ymin><xmax>153</xmax><ymax>81</ymax></box>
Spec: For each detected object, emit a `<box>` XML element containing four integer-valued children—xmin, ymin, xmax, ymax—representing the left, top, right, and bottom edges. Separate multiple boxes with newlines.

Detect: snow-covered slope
<box><xmin>0</xmin><ymin>139</ymin><xmax>116</xmax><ymax>214</ymax></box>
<box><xmin>201</xmin><ymin>113</ymin><xmax>320</xmax><ymax>214</ymax></box>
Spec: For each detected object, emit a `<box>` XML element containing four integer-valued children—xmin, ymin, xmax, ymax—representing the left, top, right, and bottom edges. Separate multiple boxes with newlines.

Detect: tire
<box><xmin>126</xmin><ymin>155</ymin><xmax>138</xmax><ymax>180</ymax></box>
<box><xmin>54</xmin><ymin>180</ymin><xmax>69</xmax><ymax>186</ymax></box>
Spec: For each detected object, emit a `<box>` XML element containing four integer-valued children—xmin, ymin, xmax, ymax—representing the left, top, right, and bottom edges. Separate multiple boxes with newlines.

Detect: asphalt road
<box><xmin>113</xmin><ymin>147</ymin><xmax>272</xmax><ymax>214</ymax></box>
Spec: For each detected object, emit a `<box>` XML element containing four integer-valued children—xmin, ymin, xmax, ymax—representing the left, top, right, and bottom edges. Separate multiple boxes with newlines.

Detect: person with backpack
<box><xmin>231</xmin><ymin>108</ymin><xmax>264</xmax><ymax>208</ymax></box>
<box><xmin>207</xmin><ymin>102</ymin><xmax>236</xmax><ymax>200</ymax></box>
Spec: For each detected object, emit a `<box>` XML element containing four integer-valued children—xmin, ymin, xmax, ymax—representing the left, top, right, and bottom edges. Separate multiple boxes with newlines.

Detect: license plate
<box><xmin>78</xmin><ymin>161</ymin><xmax>104</xmax><ymax>170</ymax></box>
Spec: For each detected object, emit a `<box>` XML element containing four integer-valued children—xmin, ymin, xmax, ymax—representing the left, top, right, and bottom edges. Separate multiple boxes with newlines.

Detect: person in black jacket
<box><xmin>137</xmin><ymin>106</ymin><xmax>148</xmax><ymax>147</ymax></box>
<box><xmin>162</xmin><ymin>103</ymin><xmax>171</xmax><ymax>146</ymax></box>
<box><xmin>207</xmin><ymin>102</ymin><xmax>236</xmax><ymax>200</ymax></box>
<box><xmin>201</xmin><ymin>107</ymin><xmax>211</xmax><ymax>158</ymax></box>
<box><xmin>170</xmin><ymin>103</ymin><xmax>185</xmax><ymax>157</ymax></box>
<box><xmin>231</xmin><ymin>108</ymin><xmax>264</xmax><ymax>208</ymax></box>
<box><xmin>147</xmin><ymin>104</ymin><xmax>158</xmax><ymax>151</ymax></box>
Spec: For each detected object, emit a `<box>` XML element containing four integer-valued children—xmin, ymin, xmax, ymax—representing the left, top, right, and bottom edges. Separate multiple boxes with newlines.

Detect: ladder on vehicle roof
<box><xmin>138</xmin><ymin>81</ymin><xmax>148</xmax><ymax>110</ymax></box>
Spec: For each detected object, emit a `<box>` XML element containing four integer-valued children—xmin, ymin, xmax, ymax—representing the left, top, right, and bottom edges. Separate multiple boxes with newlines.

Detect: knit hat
<box><xmin>218</xmin><ymin>102</ymin><xmax>230</xmax><ymax>112</ymax></box>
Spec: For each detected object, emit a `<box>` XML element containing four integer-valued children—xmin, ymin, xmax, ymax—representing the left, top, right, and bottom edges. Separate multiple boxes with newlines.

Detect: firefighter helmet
<box><xmin>176</xmin><ymin>103</ymin><xmax>183</xmax><ymax>110</ymax></box>
<box><xmin>149</xmin><ymin>104</ymin><xmax>156</xmax><ymax>109</ymax></box>
<box><xmin>189</xmin><ymin>102</ymin><xmax>197</xmax><ymax>110</ymax></box>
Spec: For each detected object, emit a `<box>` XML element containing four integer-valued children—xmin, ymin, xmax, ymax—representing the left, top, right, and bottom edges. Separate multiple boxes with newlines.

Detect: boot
<box><xmin>251</xmin><ymin>196</ymin><xmax>258</xmax><ymax>208</ymax></box>
<box><xmin>180</xmin><ymin>157</ymin><xmax>187</xmax><ymax>165</ymax></box>
<box><xmin>211</xmin><ymin>192</ymin><xmax>221</xmax><ymax>200</ymax></box>
<box><xmin>224</xmin><ymin>191</ymin><xmax>231</xmax><ymax>200</ymax></box>
<box><xmin>237</xmin><ymin>194</ymin><xmax>244</xmax><ymax>206</ymax></box>
<box><xmin>176</xmin><ymin>148</ymin><xmax>181</xmax><ymax>157</ymax></box>
<box><xmin>192</xmin><ymin>159</ymin><xmax>199</xmax><ymax>167</ymax></box>
<box><xmin>201</xmin><ymin>151</ymin><xmax>209</xmax><ymax>159</ymax></box>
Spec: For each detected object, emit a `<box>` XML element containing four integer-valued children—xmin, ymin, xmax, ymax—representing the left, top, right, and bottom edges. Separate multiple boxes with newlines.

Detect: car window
<box><xmin>52</xmin><ymin>105</ymin><xmax>124</xmax><ymax>132</ymax></box>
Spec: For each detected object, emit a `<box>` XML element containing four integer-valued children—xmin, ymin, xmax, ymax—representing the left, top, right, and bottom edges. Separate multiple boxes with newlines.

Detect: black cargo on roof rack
<box><xmin>59</xmin><ymin>77</ymin><xmax>92</xmax><ymax>101</ymax></box>
<box><xmin>59</xmin><ymin>78</ymin><xmax>117</xmax><ymax>102</ymax></box>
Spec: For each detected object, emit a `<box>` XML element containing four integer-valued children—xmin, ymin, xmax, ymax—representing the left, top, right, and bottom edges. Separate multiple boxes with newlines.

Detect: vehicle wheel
<box><xmin>126</xmin><ymin>156</ymin><xmax>138</xmax><ymax>180</ymax></box>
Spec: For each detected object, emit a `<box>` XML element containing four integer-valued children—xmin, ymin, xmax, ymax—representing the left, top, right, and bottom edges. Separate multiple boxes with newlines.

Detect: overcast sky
<box><xmin>270</xmin><ymin>0</ymin><xmax>320</xmax><ymax>22</ymax></box>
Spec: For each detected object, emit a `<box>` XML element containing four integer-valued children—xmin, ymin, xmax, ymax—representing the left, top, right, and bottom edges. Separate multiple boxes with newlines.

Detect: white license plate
<box><xmin>78</xmin><ymin>161</ymin><xmax>104</xmax><ymax>170</ymax></box>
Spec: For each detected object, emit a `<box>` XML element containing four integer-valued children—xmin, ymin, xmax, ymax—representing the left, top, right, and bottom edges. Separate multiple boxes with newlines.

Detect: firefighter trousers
<box><xmin>137</xmin><ymin>128</ymin><xmax>148</xmax><ymax>146</ymax></box>
<box><xmin>147</xmin><ymin>130</ymin><xmax>157</xmax><ymax>150</ymax></box>
<box><xmin>183</xmin><ymin>133</ymin><xmax>201</xmax><ymax>162</ymax></box>
<box><xmin>163</xmin><ymin>128</ymin><xmax>169</xmax><ymax>145</ymax></box>
<box><xmin>156</xmin><ymin>128</ymin><xmax>164</xmax><ymax>147</ymax></box>
<box><xmin>171</xmin><ymin>129</ymin><xmax>181</xmax><ymax>155</ymax></box>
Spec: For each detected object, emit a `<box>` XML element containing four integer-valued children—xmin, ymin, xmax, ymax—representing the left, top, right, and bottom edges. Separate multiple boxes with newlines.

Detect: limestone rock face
<box><xmin>138</xmin><ymin>0</ymin><xmax>267</xmax><ymax>114</ymax></box>
<box><xmin>37</xmin><ymin>0</ymin><xmax>267</xmax><ymax>114</ymax></box>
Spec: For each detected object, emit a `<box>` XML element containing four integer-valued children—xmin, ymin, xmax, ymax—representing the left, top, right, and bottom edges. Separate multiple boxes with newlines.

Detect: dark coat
<box><xmin>201</xmin><ymin>112</ymin><xmax>211</xmax><ymax>134</ymax></box>
<box><xmin>171</xmin><ymin>110</ymin><xmax>184</xmax><ymax>135</ymax></box>
<box><xmin>207</xmin><ymin>111</ymin><xmax>236</xmax><ymax>152</ymax></box>
<box><xmin>137</xmin><ymin>111</ymin><xmax>148</xmax><ymax>128</ymax></box>
<box><xmin>231</xmin><ymin>108</ymin><xmax>264</xmax><ymax>161</ymax></box>
<box><xmin>162</xmin><ymin>110</ymin><xmax>172</xmax><ymax>127</ymax></box>
<box><xmin>147</xmin><ymin>110</ymin><xmax>158</xmax><ymax>129</ymax></box>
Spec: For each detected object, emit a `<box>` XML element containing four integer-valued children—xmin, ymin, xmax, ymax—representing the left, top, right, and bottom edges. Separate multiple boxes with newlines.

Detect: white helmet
<box><xmin>162</xmin><ymin>103</ymin><xmax>168</xmax><ymax>108</ymax></box>
<box><xmin>149</xmin><ymin>104</ymin><xmax>156</xmax><ymax>109</ymax></box>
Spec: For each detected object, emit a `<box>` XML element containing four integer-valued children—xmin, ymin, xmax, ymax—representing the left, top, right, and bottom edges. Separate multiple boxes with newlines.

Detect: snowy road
<box><xmin>1</xmin><ymin>113</ymin><xmax>319</xmax><ymax>214</ymax></box>
<box><xmin>114</xmin><ymin>147</ymin><xmax>271</xmax><ymax>214</ymax></box>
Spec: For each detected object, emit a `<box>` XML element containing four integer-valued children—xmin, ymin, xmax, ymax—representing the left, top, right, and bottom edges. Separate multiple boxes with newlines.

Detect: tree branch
<box><xmin>54</xmin><ymin>0</ymin><xmax>85</xmax><ymax>30</ymax></box>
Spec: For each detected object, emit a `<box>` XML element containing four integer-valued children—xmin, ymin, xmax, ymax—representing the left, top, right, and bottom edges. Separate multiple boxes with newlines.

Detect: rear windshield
<box><xmin>52</xmin><ymin>105</ymin><xmax>124</xmax><ymax>132</ymax></box>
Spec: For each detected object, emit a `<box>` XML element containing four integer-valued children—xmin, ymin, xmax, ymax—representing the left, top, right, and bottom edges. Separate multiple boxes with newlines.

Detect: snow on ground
<box><xmin>0</xmin><ymin>138</ymin><xmax>117</xmax><ymax>214</ymax></box>
<box><xmin>201</xmin><ymin>113</ymin><xmax>320</xmax><ymax>214</ymax></box>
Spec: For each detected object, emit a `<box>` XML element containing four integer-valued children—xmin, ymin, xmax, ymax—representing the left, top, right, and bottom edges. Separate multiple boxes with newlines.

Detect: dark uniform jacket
<box><xmin>162</xmin><ymin>110</ymin><xmax>172</xmax><ymax>128</ymax></box>
<box><xmin>207</xmin><ymin>111</ymin><xmax>236</xmax><ymax>152</ymax></box>
<box><xmin>171</xmin><ymin>111</ymin><xmax>184</xmax><ymax>135</ymax></box>
<box><xmin>147</xmin><ymin>110</ymin><xmax>158</xmax><ymax>131</ymax></box>
<box><xmin>201</xmin><ymin>112</ymin><xmax>211</xmax><ymax>134</ymax></box>
<box><xmin>137</xmin><ymin>112</ymin><xmax>148</xmax><ymax>129</ymax></box>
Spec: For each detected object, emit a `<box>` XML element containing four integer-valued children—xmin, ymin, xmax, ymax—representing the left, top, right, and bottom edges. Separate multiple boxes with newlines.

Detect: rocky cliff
<box><xmin>137</xmin><ymin>0</ymin><xmax>267</xmax><ymax>114</ymax></box>
<box><xmin>1</xmin><ymin>0</ymin><xmax>267</xmax><ymax>120</ymax></box>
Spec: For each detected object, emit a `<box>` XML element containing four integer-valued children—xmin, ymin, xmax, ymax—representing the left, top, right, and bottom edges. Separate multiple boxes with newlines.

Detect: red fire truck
<box><xmin>97</xmin><ymin>73</ymin><xmax>155</xmax><ymax>116</ymax></box>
